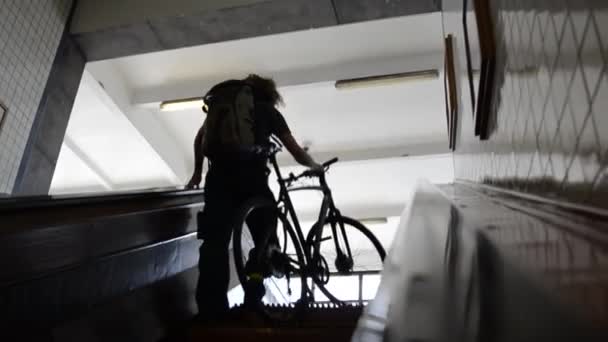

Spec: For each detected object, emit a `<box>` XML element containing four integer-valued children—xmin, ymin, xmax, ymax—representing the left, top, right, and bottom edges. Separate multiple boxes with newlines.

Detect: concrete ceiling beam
<box><xmin>71</xmin><ymin>0</ymin><xmax>440</xmax><ymax>61</ymax></box>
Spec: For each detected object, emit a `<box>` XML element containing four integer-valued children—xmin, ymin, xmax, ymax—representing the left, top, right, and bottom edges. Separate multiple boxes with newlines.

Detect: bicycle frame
<box><xmin>268</xmin><ymin>155</ymin><xmax>353</xmax><ymax>276</ymax></box>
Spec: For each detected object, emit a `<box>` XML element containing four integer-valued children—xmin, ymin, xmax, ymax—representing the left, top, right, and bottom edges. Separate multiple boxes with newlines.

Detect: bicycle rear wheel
<box><xmin>232</xmin><ymin>197</ymin><xmax>307</xmax><ymax>313</ymax></box>
<box><xmin>306</xmin><ymin>216</ymin><xmax>386</xmax><ymax>305</ymax></box>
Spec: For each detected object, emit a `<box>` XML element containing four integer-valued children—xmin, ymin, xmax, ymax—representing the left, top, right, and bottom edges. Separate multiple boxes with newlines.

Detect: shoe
<box><xmin>247</xmin><ymin>245</ymin><xmax>282</xmax><ymax>278</ymax></box>
<box><xmin>244</xmin><ymin>278</ymin><xmax>266</xmax><ymax>307</ymax></box>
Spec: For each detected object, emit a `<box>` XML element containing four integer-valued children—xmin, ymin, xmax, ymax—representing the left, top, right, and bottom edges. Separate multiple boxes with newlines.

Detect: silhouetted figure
<box><xmin>187</xmin><ymin>74</ymin><xmax>321</xmax><ymax>320</ymax></box>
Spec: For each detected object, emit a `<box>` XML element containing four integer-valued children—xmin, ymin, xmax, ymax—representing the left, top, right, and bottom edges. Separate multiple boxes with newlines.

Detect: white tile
<box><xmin>0</xmin><ymin>0</ymin><xmax>71</xmax><ymax>192</ymax></box>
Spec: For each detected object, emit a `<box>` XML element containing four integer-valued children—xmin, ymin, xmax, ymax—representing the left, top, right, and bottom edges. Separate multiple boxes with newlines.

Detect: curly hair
<box><xmin>244</xmin><ymin>74</ymin><xmax>284</xmax><ymax>107</ymax></box>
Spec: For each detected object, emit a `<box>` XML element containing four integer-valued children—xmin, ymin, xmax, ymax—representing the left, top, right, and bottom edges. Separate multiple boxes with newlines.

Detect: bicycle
<box><xmin>231</xmin><ymin>138</ymin><xmax>386</xmax><ymax>316</ymax></box>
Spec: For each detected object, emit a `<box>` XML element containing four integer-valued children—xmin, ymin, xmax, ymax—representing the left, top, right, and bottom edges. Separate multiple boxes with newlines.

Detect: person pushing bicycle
<box><xmin>186</xmin><ymin>74</ymin><xmax>322</xmax><ymax>321</ymax></box>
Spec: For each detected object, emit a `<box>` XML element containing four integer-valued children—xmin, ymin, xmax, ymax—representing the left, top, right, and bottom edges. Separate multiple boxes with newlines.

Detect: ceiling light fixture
<box><xmin>358</xmin><ymin>217</ymin><xmax>389</xmax><ymax>225</ymax></box>
<box><xmin>335</xmin><ymin>69</ymin><xmax>439</xmax><ymax>90</ymax></box>
<box><xmin>160</xmin><ymin>97</ymin><xmax>205</xmax><ymax>112</ymax></box>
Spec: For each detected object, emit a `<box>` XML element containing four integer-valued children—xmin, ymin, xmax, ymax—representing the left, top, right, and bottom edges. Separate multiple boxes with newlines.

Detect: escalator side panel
<box><xmin>1</xmin><ymin>204</ymin><xmax>200</xmax><ymax>286</ymax></box>
<box><xmin>353</xmin><ymin>181</ymin><xmax>607</xmax><ymax>342</ymax></box>
<box><xmin>0</xmin><ymin>233</ymin><xmax>200</xmax><ymax>335</ymax></box>
<box><xmin>0</xmin><ymin>189</ymin><xmax>205</xmax><ymax>337</ymax></box>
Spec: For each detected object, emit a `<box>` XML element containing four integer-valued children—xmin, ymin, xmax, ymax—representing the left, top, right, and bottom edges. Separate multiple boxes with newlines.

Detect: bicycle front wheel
<box><xmin>306</xmin><ymin>216</ymin><xmax>386</xmax><ymax>305</ymax></box>
<box><xmin>232</xmin><ymin>197</ymin><xmax>307</xmax><ymax>309</ymax></box>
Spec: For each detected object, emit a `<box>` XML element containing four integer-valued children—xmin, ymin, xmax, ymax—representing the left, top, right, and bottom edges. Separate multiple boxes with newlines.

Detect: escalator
<box><xmin>2</xmin><ymin>183</ymin><xmax>606</xmax><ymax>341</ymax></box>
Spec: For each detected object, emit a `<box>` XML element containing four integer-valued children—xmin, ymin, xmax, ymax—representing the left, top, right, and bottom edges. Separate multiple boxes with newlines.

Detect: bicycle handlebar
<box><xmin>262</xmin><ymin>141</ymin><xmax>337</xmax><ymax>171</ymax></box>
<box><xmin>285</xmin><ymin>157</ymin><xmax>339</xmax><ymax>184</ymax></box>
<box><xmin>322</xmin><ymin>157</ymin><xmax>339</xmax><ymax>168</ymax></box>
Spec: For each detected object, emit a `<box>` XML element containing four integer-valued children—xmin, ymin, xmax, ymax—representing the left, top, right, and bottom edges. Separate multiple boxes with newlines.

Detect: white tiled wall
<box><xmin>0</xmin><ymin>0</ymin><xmax>72</xmax><ymax>194</ymax></box>
<box><xmin>453</xmin><ymin>0</ymin><xmax>608</xmax><ymax>210</ymax></box>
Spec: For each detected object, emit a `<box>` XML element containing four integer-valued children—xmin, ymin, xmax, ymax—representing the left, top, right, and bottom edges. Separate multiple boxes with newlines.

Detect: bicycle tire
<box><xmin>232</xmin><ymin>196</ymin><xmax>307</xmax><ymax>313</ymax></box>
<box><xmin>306</xmin><ymin>216</ymin><xmax>386</xmax><ymax>305</ymax></box>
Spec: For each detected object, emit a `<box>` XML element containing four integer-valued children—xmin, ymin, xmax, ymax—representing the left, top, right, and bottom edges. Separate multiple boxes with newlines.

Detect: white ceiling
<box><xmin>278</xmin><ymin>80</ymin><xmax>446</xmax><ymax>153</ymax></box>
<box><xmin>113</xmin><ymin>13</ymin><xmax>450</xmax><ymax>170</ymax></box>
<box><xmin>99</xmin><ymin>13</ymin><xmax>445</xmax><ymax>103</ymax></box>
<box><xmin>52</xmin><ymin>12</ymin><xmax>453</xmax><ymax>222</ymax></box>
<box><xmin>50</xmin><ymin>70</ymin><xmax>179</xmax><ymax>194</ymax></box>
<box><xmin>149</xmin><ymin>76</ymin><xmax>449</xmax><ymax>171</ymax></box>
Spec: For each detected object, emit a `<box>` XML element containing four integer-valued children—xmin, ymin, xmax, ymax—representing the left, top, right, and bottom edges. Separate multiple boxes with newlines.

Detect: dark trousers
<box><xmin>196</xmin><ymin>165</ymin><xmax>276</xmax><ymax>317</ymax></box>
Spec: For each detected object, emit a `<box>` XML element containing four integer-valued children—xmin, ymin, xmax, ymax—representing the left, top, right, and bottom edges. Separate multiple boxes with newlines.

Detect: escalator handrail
<box><xmin>0</xmin><ymin>187</ymin><xmax>204</xmax><ymax>211</ymax></box>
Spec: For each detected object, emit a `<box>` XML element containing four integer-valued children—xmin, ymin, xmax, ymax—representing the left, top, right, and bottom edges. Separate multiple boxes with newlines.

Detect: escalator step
<box><xmin>188</xmin><ymin>304</ymin><xmax>363</xmax><ymax>341</ymax></box>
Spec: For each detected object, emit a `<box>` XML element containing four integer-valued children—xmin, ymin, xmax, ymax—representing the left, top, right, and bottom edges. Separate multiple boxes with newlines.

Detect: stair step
<box><xmin>188</xmin><ymin>305</ymin><xmax>363</xmax><ymax>341</ymax></box>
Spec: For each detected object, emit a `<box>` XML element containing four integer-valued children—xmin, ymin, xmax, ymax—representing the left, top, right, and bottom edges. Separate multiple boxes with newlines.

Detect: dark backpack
<box><xmin>201</xmin><ymin>81</ymin><xmax>256</xmax><ymax>159</ymax></box>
